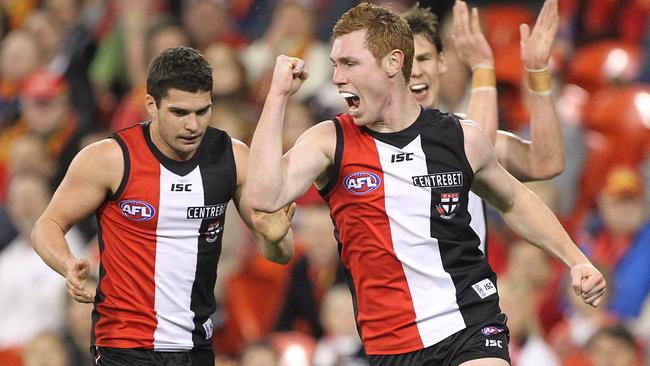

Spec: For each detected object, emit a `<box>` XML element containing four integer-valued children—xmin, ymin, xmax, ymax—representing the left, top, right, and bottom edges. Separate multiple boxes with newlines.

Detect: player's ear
<box><xmin>385</xmin><ymin>49</ymin><xmax>404</xmax><ymax>78</ymax></box>
<box><xmin>145</xmin><ymin>94</ymin><xmax>158</xmax><ymax>118</ymax></box>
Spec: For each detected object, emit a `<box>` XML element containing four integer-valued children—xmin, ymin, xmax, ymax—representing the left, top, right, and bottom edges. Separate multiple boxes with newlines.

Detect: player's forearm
<box><xmin>501</xmin><ymin>185</ymin><xmax>589</xmax><ymax>268</ymax></box>
<box><xmin>467</xmin><ymin>89</ymin><xmax>498</xmax><ymax>144</ymax></box>
<box><xmin>248</xmin><ymin>92</ymin><xmax>290</xmax><ymax>211</ymax></box>
<box><xmin>527</xmin><ymin>92</ymin><xmax>564</xmax><ymax>179</ymax></box>
<box><xmin>259</xmin><ymin>229</ymin><xmax>294</xmax><ymax>265</ymax></box>
<box><xmin>467</xmin><ymin>68</ymin><xmax>498</xmax><ymax>144</ymax></box>
<box><xmin>31</xmin><ymin>217</ymin><xmax>76</xmax><ymax>278</ymax></box>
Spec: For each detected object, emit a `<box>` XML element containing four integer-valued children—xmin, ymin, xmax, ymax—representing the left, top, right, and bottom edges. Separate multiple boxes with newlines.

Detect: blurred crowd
<box><xmin>0</xmin><ymin>0</ymin><xmax>649</xmax><ymax>365</ymax></box>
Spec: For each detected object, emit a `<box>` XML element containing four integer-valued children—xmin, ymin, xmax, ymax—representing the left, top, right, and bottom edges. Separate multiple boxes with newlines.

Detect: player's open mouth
<box><xmin>340</xmin><ymin>92</ymin><xmax>360</xmax><ymax>111</ymax></box>
<box><xmin>409</xmin><ymin>83</ymin><xmax>429</xmax><ymax>95</ymax></box>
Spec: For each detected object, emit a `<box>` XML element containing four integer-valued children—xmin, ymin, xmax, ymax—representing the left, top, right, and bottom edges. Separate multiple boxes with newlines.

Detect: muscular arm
<box><xmin>232</xmin><ymin>139</ymin><xmax>295</xmax><ymax>264</ymax></box>
<box><xmin>247</xmin><ymin>55</ymin><xmax>334</xmax><ymax>212</ymax></box>
<box><xmin>32</xmin><ymin>139</ymin><xmax>123</xmax><ymax>302</ymax></box>
<box><xmin>494</xmin><ymin>92</ymin><xmax>563</xmax><ymax>181</ymax></box>
<box><xmin>453</xmin><ymin>1</ymin><xmax>498</xmax><ymax>144</ymax></box>
<box><xmin>494</xmin><ymin>0</ymin><xmax>564</xmax><ymax>181</ymax></box>
<box><xmin>463</xmin><ymin>121</ymin><xmax>605</xmax><ymax>306</ymax></box>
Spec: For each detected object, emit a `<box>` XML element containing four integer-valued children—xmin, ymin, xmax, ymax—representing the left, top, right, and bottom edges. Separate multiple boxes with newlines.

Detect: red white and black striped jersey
<box><xmin>92</xmin><ymin>123</ymin><xmax>236</xmax><ymax>351</ymax></box>
<box><xmin>319</xmin><ymin>108</ymin><xmax>501</xmax><ymax>355</ymax></box>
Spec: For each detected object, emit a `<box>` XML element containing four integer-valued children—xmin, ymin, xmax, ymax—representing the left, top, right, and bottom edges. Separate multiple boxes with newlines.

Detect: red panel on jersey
<box><xmin>324</xmin><ymin>115</ymin><xmax>422</xmax><ymax>354</ymax></box>
<box><xmin>94</xmin><ymin>125</ymin><xmax>160</xmax><ymax>348</ymax></box>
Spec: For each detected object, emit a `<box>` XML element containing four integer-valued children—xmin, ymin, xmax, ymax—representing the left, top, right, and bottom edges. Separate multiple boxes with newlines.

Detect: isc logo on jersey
<box><xmin>119</xmin><ymin>200</ymin><xmax>156</xmax><ymax>221</ymax></box>
<box><xmin>344</xmin><ymin>172</ymin><xmax>381</xmax><ymax>195</ymax></box>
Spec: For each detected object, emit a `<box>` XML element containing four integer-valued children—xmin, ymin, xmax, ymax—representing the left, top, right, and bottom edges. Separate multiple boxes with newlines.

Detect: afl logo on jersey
<box><xmin>344</xmin><ymin>172</ymin><xmax>381</xmax><ymax>195</ymax></box>
<box><xmin>119</xmin><ymin>200</ymin><xmax>156</xmax><ymax>221</ymax></box>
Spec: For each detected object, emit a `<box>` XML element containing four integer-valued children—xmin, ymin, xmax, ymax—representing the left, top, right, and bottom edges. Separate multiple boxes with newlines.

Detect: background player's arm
<box><xmin>453</xmin><ymin>0</ymin><xmax>498</xmax><ymax>144</ymax></box>
<box><xmin>247</xmin><ymin>55</ymin><xmax>335</xmax><ymax>212</ymax></box>
<box><xmin>232</xmin><ymin>139</ymin><xmax>295</xmax><ymax>264</ymax></box>
<box><xmin>494</xmin><ymin>0</ymin><xmax>564</xmax><ymax>181</ymax></box>
<box><xmin>32</xmin><ymin>139</ymin><xmax>123</xmax><ymax>303</ymax></box>
<box><xmin>463</xmin><ymin>121</ymin><xmax>606</xmax><ymax>306</ymax></box>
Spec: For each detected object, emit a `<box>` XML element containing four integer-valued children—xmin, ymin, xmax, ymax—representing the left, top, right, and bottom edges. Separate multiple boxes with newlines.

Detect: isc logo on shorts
<box><xmin>344</xmin><ymin>172</ymin><xmax>381</xmax><ymax>195</ymax></box>
<box><xmin>119</xmin><ymin>200</ymin><xmax>156</xmax><ymax>221</ymax></box>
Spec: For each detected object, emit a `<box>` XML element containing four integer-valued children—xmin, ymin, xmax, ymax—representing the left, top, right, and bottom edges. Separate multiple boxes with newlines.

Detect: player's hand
<box><xmin>65</xmin><ymin>258</ymin><xmax>94</xmax><ymax>303</ymax></box>
<box><xmin>453</xmin><ymin>0</ymin><xmax>494</xmax><ymax>69</ymax></box>
<box><xmin>520</xmin><ymin>0</ymin><xmax>558</xmax><ymax>70</ymax></box>
<box><xmin>269</xmin><ymin>55</ymin><xmax>310</xmax><ymax>97</ymax></box>
<box><xmin>252</xmin><ymin>202</ymin><xmax>297</xmax><ymax>243</ymax></box>
<box><xmin>570</xmin><ymin>262</ymin><xmax>606</xmax><ymax>307</ymax></box>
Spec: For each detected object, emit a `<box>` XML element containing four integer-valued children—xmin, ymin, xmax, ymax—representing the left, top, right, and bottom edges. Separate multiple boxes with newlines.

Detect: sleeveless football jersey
<box><xmin>319</xmin><ymin>108</ymin><xmax>501</xmax><ymax>355</ymax></box>
<box><xmin>92</xmin><ymin>123</ymin><xmax>236</xmax><ymax>351</ymax></box>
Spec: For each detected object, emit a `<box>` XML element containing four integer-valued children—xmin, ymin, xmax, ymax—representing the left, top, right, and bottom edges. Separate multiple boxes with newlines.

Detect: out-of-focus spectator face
<box><xmin>23</xmin><ymin>10</ymin><xmax>63</xmax><ymax>61</ymax></box>
<box><xmin>148</xmin><ymin>24</ymin><xmax>190</xmax><ymax>63</ymax></box>
<box><xmin>283</xmin><ymin>101</ymin><xmax>314</xmax><ymax>152</ymax></box>
<box><xmin>22</xmin><ymin>331</ymin><xmax>69</xmax><ymax>366</ymax></box>
<box><xmin>498</xmin><ymin>280</ymin><xmax>535</xmax><ymax>340</ymax></box>
<box><xmin>587</xmin><ymin>327</ymin><xmax>639</xmax><ymax>366</ymax></box>
<box><xmin>209</xmin><ymin>103</ymin><xmax>253</xmax><ymax>144</ymax></box>
<box><xmin>597</xmin><ymin>167</ymin><xmax>646</xmax><ymax>237</ymax></box>
<box><xmin>296</xmin><ymin>204</ymin><xmax>337</xmax><ymax>269</ymax></box>
<box><xmin>0</xmin><ymin>30</ymin><xmax>40</xmax><ymax>84</ymax></box>
<box><xmin>7</xmin><ymin>174</ymin><xmax>51</xmax><ymax>240</ymax></box>
<box><xmin>44</xmin><ymin>0</ymin><xmax>79</xmax><ymax>29</ymax></box>
<box><xmin>321</xmin><ymin>285</ymin><xmax>357</xmax><ymax>337</ymax></box>
<box><xmin>182</xmin><ymin>0</ymin><xmax>227</xmax><ymax>49</ymax></box>
<box><xmin>8</xmin><ymin>134</ymin><xmax>55</xmax><ymax>178</ymax></box>
<box><xmin>20</xmin><ymin>69</ymin><xmax>70</xmax><ymax>137</ymax></box>
<box><xmin>507</xmin><ymin>241</ymin><xmax>551</xmax><ymax>291</ymax></box>
<box><xmin>240</xmin><ymin>342</ymin><xmax>279</xmax><ymax>366</ymax></box>
<box><xmin>204</xmin><ymin>43</ymin><xmax>245</xmax><ymax>98</ymax></box>
<box><xmin>270</xmin><ymin>1</ymin><xmax>314</xmax><ymax>40</ymax></box>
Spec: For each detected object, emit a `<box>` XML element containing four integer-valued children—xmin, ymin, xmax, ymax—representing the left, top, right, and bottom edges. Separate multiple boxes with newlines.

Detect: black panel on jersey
<box><xmin>363</xmin><ymin>106</ymin><xmax>431</xmax><ymax>148</ymax></box>
<box><xmin>108</xmin><ymin>134</ymin><xmax>131</xmax><ymax>201</ymax></box>
<box><xmin>318</xmin><ymin>118</ymin><xmax>344</xmax><ymax>197</ymax></box>
<box><xmin>334</xmin><ymin>225</ymin><xmax>364</xmax><ymax>341</ymax></box>
<box><xmin>91</xmin><ymin>223</ymin><xmax>108</xmax><ymax>348</ymax></box>
<box><xmin>419</xmin><ymin>111</ymin><xmax>501</xmax><ymax>327</ymax></box>
<box><xmin>190</xmin><ymin>128</ymin><xmax>237</xmax><ymax>348</ymax></box>
<box><xmin>142</xmin><ymin>122</ymin><xmax>204</xmax><ymax>176</ymax></box>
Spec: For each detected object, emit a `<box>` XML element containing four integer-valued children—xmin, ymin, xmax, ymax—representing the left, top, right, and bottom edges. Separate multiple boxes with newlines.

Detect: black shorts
<box><xmin>91</xmin><ymin>346</ymin><xmax>214</xmax><ymax>366</ymax></box>
<box><xmin>367</xmin><ymin>313</ymin><xmax>510</xmax><ymax>366</ymax></box>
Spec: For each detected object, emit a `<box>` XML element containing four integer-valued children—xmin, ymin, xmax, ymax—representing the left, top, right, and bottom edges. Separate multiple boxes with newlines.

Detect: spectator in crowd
<box><xmin>585</xmin><ymin>324</ymin><xmax>644</xmax><ymax>366</ymax></box>
<box><xmin>239</xmin><ymin>340</ymin><xmax>279</xmax><ymax>366</ymax></box>
<box><xmin>0</xmin><ymin>29</ymin><xmax>41</xmax><ymax>128</ymax></box>
<box><xmin>581</xmin><ymin>166</ymin><xmax>650</xmax><ymax>319</ymax></box>
<box><xmin>275</xmin><ymin>204</ymin><xmax>344</xmax><ymax>338</ymax></box>
<box><xmin>22</xmin><ymin>331</ymin><xmax>70</xmax><ymax>366</ymax></box>
<box><xmin>0</xmin><ymin>174</ymin><xmax>84</xmax><ymax>354</ymax></box>
<box><xmin>312</xmin><ymin>284</ymin><xmax>367</xmax><ymax>366</ymax></box>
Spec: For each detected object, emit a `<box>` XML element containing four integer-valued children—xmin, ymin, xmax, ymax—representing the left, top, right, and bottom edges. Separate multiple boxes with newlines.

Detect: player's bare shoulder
<box><xmin>293</xmin><ymin>119</ymin><xmax>337</xmax><ymax>160</ymax></box>
<box><xmin>70</xmin><ymin>138</ymin><xmax>124</xmax><ymax>193</ymax></box>
<box><xmin>460</xmin><ymin>119</ymin><xmax>495</xmax><ymax>173</ymax></box>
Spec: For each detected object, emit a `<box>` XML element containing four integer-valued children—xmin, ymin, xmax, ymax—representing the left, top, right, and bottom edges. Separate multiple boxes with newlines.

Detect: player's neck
<box><xmin>366</xmin><ymin>89</ymin><xmax>422</xmax><ymax>133</ymax></box>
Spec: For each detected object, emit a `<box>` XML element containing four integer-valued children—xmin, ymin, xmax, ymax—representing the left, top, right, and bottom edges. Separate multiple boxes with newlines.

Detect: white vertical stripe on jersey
<box><xmin>153</xmin><ymin>166</ymin><xmax>203</xmax><ymax>350</ymax></box>
<box><xmin>375</xmin><ymin>137</ymin><xmax>466</xmax><ymax>347</ymax></box>
<box><xmin>468</xmin><ymin>192</ymin><xmax>487</xmax><ymax>253</ymax></box>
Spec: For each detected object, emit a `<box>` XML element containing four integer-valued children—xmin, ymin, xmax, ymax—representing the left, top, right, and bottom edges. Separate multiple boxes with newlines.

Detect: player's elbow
<box><xmin>531</xmin><ymin>156</ymin><xmax>565</xmax><ymax>180</ymax></box>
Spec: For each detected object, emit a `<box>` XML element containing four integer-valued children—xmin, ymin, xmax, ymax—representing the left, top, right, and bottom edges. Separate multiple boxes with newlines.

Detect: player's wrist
<box><xmin>471</xmin><ymin>65</ymin><xmax>496</xmax><ymax>92</ymax></box>
<box><xmin>525</xmin><ymin>66</ymin><xmax>552</xmax><ymax>95</ymax></box>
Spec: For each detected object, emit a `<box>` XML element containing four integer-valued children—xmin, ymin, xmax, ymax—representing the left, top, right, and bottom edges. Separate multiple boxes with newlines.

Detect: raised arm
<box><xmin>462</xmin><ymin>121</ymin><xmax>606</xmax><ymax>306</ymax></box>
<box><xmin>494</xmin><ymin>0</ymin><xmax>564</xmax><ymax>181</ymax></box>
<box><xmin>246</xmin><ymin>55</ymin><xmax>335</xmax><ymax>212</ymax></box>
<box><xmin>453</xmin><ymin>0</ymin><xmax>498</xmax><ymax>144</ymax></box>
<box><xmin>231</xmin><ymin>139</ymin><xmax>295</xmax><ymax>264</ymax></box>
<box><xmin>31</xmin><ymin>139</ymin><xmax>123</xmax><ymax>303</ymax></box>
